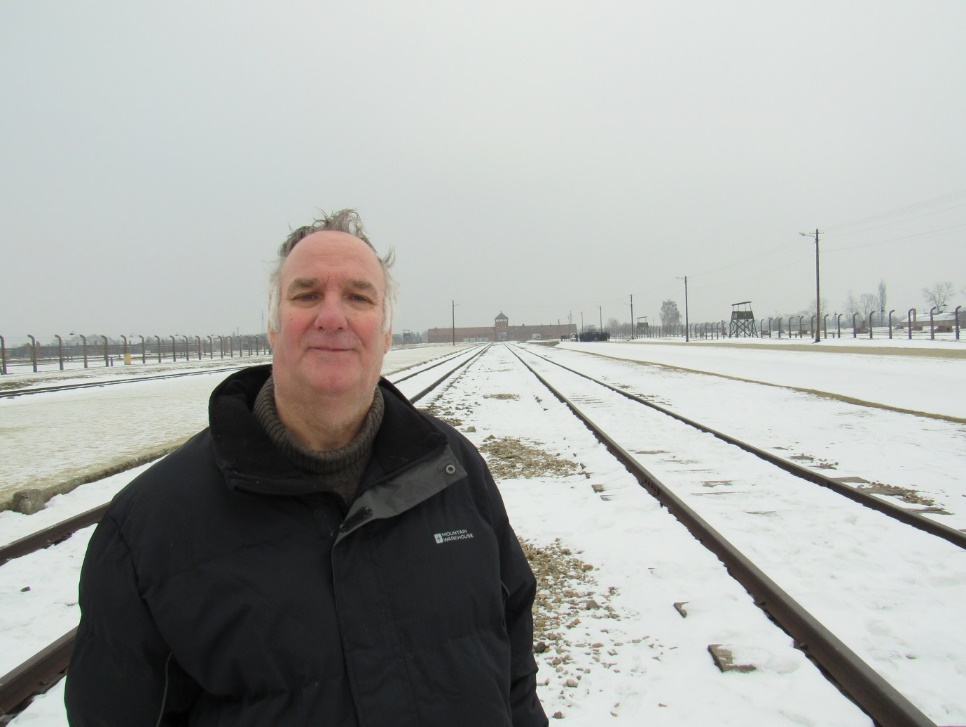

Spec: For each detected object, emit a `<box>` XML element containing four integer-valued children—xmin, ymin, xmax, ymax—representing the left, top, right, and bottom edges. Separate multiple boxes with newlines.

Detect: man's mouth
<box><xmin>309</xmin><ymin>344</ymin><xmax>353</xmax><ymax>352</ymax></box>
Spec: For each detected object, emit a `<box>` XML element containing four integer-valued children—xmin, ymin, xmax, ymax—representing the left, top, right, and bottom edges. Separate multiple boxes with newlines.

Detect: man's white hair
<box><xmin>268</xmin><ymin>209</ymin><xmax>397</xmax><ymax>335</ymax></box>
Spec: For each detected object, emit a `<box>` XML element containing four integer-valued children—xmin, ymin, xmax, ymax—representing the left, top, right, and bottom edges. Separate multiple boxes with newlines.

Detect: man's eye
<box><xmin>293</xmin><ymin>293</ymin><xmax>318</xmax><ymax>301</ymax></box>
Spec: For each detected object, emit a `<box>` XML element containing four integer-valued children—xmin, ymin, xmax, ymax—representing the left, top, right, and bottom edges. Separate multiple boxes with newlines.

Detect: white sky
<box><xmin>2</xmin><ymin>1</ymin><xmax>965</xmax><ymax>341</ymax></box>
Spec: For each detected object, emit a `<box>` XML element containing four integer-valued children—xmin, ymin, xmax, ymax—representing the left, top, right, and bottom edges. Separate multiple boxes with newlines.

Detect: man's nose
<box><xmin>314</xmin><ymin>295</ymin><xmax>348</xmax><ymax>331</ymax></box>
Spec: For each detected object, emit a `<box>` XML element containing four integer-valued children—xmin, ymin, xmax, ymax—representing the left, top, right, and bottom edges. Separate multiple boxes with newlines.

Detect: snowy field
<box><xmin>0</xmin><ymin>345</ymin><xmax>476</xmax><ymax>507</ymax></box>
<box><xmin>2</xmin><ymin>339</ymin><xmax>964</xmax><ymax>725</ymax></box>
<box><xmin>508</xmin><ymin>343</ymin><xmax>965</xmax><ymax>722</ymax></box>
<box><xmin>549</xmin><ymin>340</ymin><xmax>966</xmax><ymax>531</ymax></box>
<box><xmin>571</xmin><ymin>336</ymin><xmax>965</xmax><ymax>420</ymax></box>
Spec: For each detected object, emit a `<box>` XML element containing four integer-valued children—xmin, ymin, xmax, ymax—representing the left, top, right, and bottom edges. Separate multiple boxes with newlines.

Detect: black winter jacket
<box><xmin>65</xmin><ymin>365</ymin><xmax>547</xmax><ymax>726</ymax></box>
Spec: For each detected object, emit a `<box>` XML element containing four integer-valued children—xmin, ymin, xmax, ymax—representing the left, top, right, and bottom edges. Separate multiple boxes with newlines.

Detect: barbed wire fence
<box><xmin>0</xmin><ymin>333</ymin><xmax>271</xmax><ymax>375</ymax></box>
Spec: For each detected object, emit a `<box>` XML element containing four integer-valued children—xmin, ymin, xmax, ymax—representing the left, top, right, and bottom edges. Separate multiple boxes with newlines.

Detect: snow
<box><xmin>544</xmin><ymin>340</ymin><xmax>966</xmax><ymax>531</ymax></box>
<box><xmin>566</xmin><ymin>337</ymin><xmax>965</xmax><ymax>420</ymax></box>
<box><xmin>513</xmin><ymin>344</ymin><xmax>966</xmax><ymax>720</ymax></box>
<box><xmin>413</xmin><ymin>347</ymin><xmax>869</xmax><ymax>725</ymax></box>
<box><xmin>2</xmin><ymin>339</ymin><xmax>964</xmax><ymax>725</ymax></box>
<box><xmin>0</xmin><ymin>346</ymin><xmax>474</xmax><ymax>507</ymax></box>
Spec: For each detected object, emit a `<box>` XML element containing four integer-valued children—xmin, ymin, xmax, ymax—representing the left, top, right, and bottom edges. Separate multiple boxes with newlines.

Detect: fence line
<box><xmin>613</xmin><ymin>307</ymin><xmax>962</xmax><ymax>343</ymax></box>
<box><xmin>0</xmin><ymin>334</ymin><xmax>270</xmax><ymax>375</ymax></box>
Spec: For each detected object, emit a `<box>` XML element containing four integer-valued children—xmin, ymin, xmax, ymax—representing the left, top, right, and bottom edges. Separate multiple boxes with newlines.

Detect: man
<box><xmin>65</xmin><ymin>210</ymin><xmax>547</xmax><ymax>726</ymax></box>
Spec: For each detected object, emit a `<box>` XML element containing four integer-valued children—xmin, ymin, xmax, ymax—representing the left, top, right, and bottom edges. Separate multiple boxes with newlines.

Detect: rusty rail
<box><xmin>510</xmin><ymin>345</ymin><xmax>936</xmax><ymax>727</ymax></box>
<box><xmin>521</xmin><ymin>345</ymin><xmax>966</xmax><ymax>551</ymax></box>
<box><xmin>0</xmin><ymin>629</ymin><xmax>76</xmax><ymax>716</ymax></box>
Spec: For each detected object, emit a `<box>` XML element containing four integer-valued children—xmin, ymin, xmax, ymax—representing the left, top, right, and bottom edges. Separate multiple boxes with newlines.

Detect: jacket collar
<box><xmin>209</xmin><ymin>365</ymin><xmax>448</xmax><ymax>497</ymax></box>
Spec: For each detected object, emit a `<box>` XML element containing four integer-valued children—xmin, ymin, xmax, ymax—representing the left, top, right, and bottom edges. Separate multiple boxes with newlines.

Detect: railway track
<box><xmin>539</xmin><ymin>342</ymin><xmax>966</xmax><ymax>532</ymax></box>
<box><xmin>505</xmin><ymin>344</ymin><xmax>952</xmax><ymax>726</ymax></box>
<box><xmin>0</xmin><ymin>345</ymin><xmax>486</xmax><ymax>563</ymax></box>
<box><xmin>0</xmin><ymin>345</ymin><xmax>486</xmax><ymax>719</ymax></box>
<box><xmin>516</xmin><ymin>346</ymin><xmax>966</xmax><ymax>551</ymax></box>
<box><xmin>0</xmin><ymin>363</ymin><xmax>264</xmax><ymax>399</ymax></box>
<box><xmin>0</xmin><ymin>343</ymin><xmax>485</xmax><ymax>401</ymax></box>
<box><xmin>2</xmin><ymin>342</ymin><xmax>961</xmax><ymax>724</ymax></box>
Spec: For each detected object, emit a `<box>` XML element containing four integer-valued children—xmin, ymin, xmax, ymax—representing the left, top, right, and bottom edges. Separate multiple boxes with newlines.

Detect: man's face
<box><xmin>269</xmin><ymin>231</ymin><xmax>391</xmax><ymax>407</ymax></box>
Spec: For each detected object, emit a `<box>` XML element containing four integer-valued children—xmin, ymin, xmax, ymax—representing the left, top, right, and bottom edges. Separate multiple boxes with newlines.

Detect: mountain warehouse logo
<box><xmin>434</xmin><ymin>529</ymin><xmax>474</xmax><ymax>544</ymax></box>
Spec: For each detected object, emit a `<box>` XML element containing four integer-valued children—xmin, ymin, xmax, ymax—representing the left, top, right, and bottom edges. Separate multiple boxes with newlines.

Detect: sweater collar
<box><xmin>209</xmin><ymin>365</ymin><xmax>447</xmax><ymax>496</ymax></box>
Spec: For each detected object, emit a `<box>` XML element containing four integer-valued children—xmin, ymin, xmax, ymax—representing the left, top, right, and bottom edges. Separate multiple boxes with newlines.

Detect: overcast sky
<box><xmin>2</xmin><ymin>1</ymin><xmax>964</xmax><ymax>342</ymax></box>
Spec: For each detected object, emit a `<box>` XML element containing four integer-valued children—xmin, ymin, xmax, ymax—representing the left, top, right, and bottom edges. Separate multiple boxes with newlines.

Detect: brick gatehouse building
<box><xmin>427</xmin><ymin>312</ymin><xmax>576</xmax><ymax>344</ymax></box>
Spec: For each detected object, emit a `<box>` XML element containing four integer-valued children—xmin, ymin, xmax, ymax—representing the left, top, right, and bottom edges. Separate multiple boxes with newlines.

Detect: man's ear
<box><xmin>383</xmin><ymin>328</ymin><xmax>392</xmax><ymax>353</ymax></box>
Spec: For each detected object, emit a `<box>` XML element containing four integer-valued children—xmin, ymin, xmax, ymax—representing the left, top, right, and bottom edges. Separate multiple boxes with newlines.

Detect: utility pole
<box><xmin>598</xmin><ymin>306</ymin><xmax>603</xmax><ymax>332</ymax></box>
<box><xmin>451</xmin><ymin>300</ymin><xmax>455</xmax><ymax>346</ymax></box>
<box><xmin>799</xmin><ymin>229</ymin><xmax>822</xmax><ymax>344</ymax></box>
<box><xmin>677</xmin><ymin>275</ymin><xmax>689</xmax><ymax>342</ymax></box>
<box><xmin>629</xmin><ymin>294</ymin><xmax>634</xmax><ymax>339</ymax></box>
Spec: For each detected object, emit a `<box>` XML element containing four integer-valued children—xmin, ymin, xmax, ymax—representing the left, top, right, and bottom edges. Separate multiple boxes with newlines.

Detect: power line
<box><xmin>683</xmin><ymin>215</ymin><xmax>963</xmax><ymax>293</ymax></box>
<box><xmin>825</xmin><ymin>201</ymin><xmax>966</xmax><ymax>239</ymax></box>
<box><xmin>827</xmin><ymin>221</ymin><xmax>966</xmax><ymax>252</ymax></box>
<box><xmin>690</xmin><ymin>242</ymin><xmax>794</xmax><ymax>279</ymax></box>
<box><xmin>825</xmin><ymin>188</ymin><xmax>966</xmax><ymax>234</ymax></box>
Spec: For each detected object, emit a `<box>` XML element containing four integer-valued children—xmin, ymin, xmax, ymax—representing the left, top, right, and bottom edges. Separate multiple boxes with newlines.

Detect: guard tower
<box><xmin>729</xmin><ymin>301</ymin><xmax>757</xmax><ymax>337</ymax></box>
<box><xmin>495</xmin><ymin>312</ymin><xmax>509</xmax><ymax>341</ymax></box>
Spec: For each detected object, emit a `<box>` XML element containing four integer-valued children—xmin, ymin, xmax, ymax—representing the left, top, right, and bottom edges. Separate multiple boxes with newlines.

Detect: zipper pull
<box><xmin>339</xmin><ymin>506</ymin><xmax>374</xmax><ymax>533</ymax></box>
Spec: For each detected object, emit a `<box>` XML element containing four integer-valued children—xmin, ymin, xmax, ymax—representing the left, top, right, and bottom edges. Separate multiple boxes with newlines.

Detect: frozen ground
<box><xmin>539</xmin><ymin>341</ymin><xmax>966</xmax><ymax>531</ymax></box>
<box><xmin>568</xmin><ymin>336</ymin><xmax>965</xmax><ymax>420</ymax></box>
<box><xmin>0</xmin><ymin>345</ymin><xmax>475</xmax><ymax>508</ymax></box>
<box><xmin>2</xmin><ymin>339</ymin><xmax>964</xmax><ymax>725</ymax></box>
<box><xmin>510</xmin><ymin>344</ymin><xmax>966</xmax><ymax>721</ymax></box>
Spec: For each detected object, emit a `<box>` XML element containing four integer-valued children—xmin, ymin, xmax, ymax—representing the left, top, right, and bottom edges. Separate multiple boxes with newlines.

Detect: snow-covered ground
<box><xmin>509</xmin><ymin>344</ymin><xmax>965</xmax><ymax>721</ymax></box>
<box><xmin>2</xmin><ymin>340</ymin><xmax>963</xmax><ymax>725</ymax></box>
<box><xmin>540</xmin><ymin>341</ymin><xmax>966</xmax><ymax>531</ymax></box>
<box><xmin>569</xmin><ymin>337</ymin><xmax>965</xmax><ymax>420</ymax></box>
<box><xmin>0</xmin><ymin>345</ymin><xmax>475</xmax><ymax>507</ymax></box>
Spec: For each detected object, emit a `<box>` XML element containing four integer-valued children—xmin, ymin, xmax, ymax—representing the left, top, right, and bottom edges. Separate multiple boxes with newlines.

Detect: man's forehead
<box><xmin>291</xmin><ymin>230</ymin><xmax>375</xmax><ymax>257</ymax></box>
<box><xmin>281</xmin><ymin>231</ymin><xmax>384</xmax><ymax>281</ymax></box>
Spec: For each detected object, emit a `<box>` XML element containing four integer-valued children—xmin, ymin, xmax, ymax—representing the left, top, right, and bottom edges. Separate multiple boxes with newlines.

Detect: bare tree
<box><xmin>660</xmin><ymin>300</ymin><xmax>681</xmax><ymax>327</ymax></box>
<box><xmin>859</xmin><ymin>293</ymin><xmax>879</xmax><ymax>317</ymax></box>
<box><xmin>877</xmin><ymin>280</ymin><xmax>887</xmax><ymax>312</ymax></box>
<box><xmin>843</xmin><ymin>291</ymin><xmax>860</xmax><ymax>321</ymax></box>
<box><xmin>605</xmin><ymin>317</ymin><xmax>631</xmax><ymax>336</ymax></box>
<box><xmin>922</xmin><ymin>281</ymin><xmax>954</xmax><ymax>311</ymax></box>
<box><xmin>799</xmin><ymin>297</ymin><xmax>829</xmax><ymax>321</ymax></box>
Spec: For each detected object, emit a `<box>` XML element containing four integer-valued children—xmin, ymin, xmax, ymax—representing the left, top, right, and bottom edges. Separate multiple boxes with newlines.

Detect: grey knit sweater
<box><xmin>252</xmin><ymin>375</ymin><xmax>385</xmax><ymax>506</ymax></box>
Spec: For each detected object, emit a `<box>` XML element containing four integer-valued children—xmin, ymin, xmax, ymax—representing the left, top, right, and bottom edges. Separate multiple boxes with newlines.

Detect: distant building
<box><xmin>894</xmin><ymin>310</ymin><xmax>961</xmax><ymax>332</ymax></box>
<box><xmin>427</xmin><ymin>312</ymin><xmax>576</xmax><ymax>343</ymax></box>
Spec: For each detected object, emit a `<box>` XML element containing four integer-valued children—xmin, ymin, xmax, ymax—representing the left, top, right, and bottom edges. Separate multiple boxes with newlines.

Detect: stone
<box><xmin>12</xmin><ymin>489</ymin><xmax>46</xmax><ymax>514</ymax></box>
<box><xmin>708</xmin><ymin>644</ymin><xmax>757</xmax><ymax>673</ymax></box>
